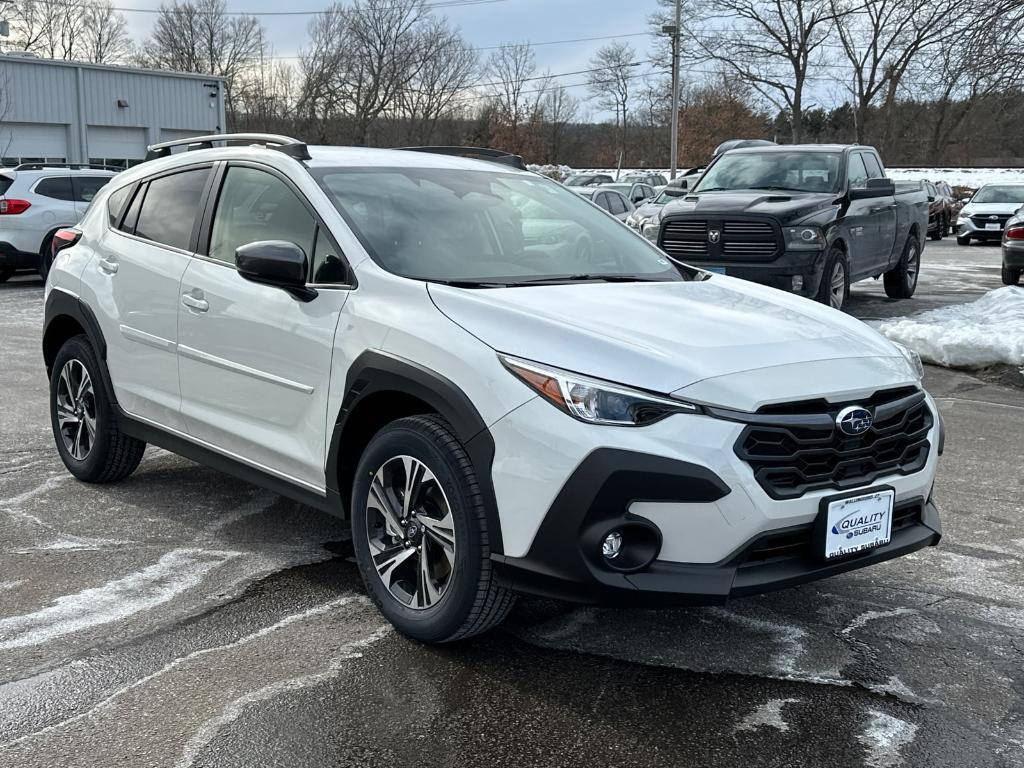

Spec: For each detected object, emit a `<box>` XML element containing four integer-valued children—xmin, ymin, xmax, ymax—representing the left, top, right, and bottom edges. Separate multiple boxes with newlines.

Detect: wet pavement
<box><xmin>1</xmin><ymin>238</ymin><xmax>1021</xmax><ymax>767</ymax></box>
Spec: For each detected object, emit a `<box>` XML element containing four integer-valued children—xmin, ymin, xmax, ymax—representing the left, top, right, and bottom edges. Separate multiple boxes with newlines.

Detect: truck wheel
<box><xmin>351</xmin><ymin>415</ymin><xmax>515</xmax><ymax>643</ymax></box>
<box><xmin>1002</xmin><ymin>265</ymin><xmax>1021</xmax><ymax>285</ymax></box>
<box><xmin>884</xmin><ymin>235</ymin><xmax>920</xmax><ymax>299</ymax></box>
<box><xmin>50</xmin><ymin>335</ymin><xmax>146</xmax><ymax>483</ymax></box>
<box><xmin>956</xmin><ymin>234</ymin><xmax>971</xmax><ymax>246</ymax></box>
<box><xmin>817</xmin><ymin>247</ymin><xmax>849</xmax><ymax>310</ymax></box>
<box><xmin>0</xmin><ymin>267</ymin><xmax>14</xmax><ymax>283</ymax></box>
<box><xmin>929</xmin><ymin>223</ymin><xmax>942</xmax><ymax>241</ymax></box>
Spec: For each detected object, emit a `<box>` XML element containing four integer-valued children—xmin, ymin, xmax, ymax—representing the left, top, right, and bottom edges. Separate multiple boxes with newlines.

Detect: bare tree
<box><xmin>685</xmin><ymin>0</ymin><xmax>848</xmax><ymax>143</ymax></box>
<box><xmin>586</xmin><ymin>42</ymin><xmax>638</xmax><ymax>165</ymax></box>
<box><xmin>833</xmin><ymin>0</ymin><xmax>967</xmax><ymax>146</ymax></box>
<box><xmin>483</xmin><ymin>43</ymin><xmax>546</xmax><ymax>153</ymax></box>
<box><xmin>540</xmin><ymin>84</ymin><xmax>579</xmax><ymax>163</ymax></box>
<box><xmin>82</xmin><ymin>0</ymin><xmax>133</xmax><ymax>63</ymax></box>
<box><xmin>141</xmin><ymin>0</ymin><xmax>263</xmax><ymax>122</ymax></box>
<box><xmin>398</xmin><ymin>16</ymin><xmax>477</xmax><ymax>145</ymax></box>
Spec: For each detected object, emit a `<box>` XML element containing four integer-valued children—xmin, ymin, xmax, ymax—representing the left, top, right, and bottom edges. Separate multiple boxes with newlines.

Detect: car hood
<box><xmin>632</xmin><ymin>200</ymin><xmax>664</xmax><ymax>218</ymax></box>
<box><xmin>960</xmin><ymin>202</ymin><xmax>1024</xmax><ymax>216</ymax></box>
<box><xmin>661</xmin><ymin>189</ymin><xmax>838</xmax><ymax>222</ymax></box>
<box><xmin>428</xmin><ymin>276</ymin><xmax>905</xmax><ymax>397</ymax></box>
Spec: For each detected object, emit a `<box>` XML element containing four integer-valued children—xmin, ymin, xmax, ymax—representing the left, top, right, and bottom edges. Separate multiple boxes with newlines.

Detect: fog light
<box><xmin>602</xmin><ymin>531</ymin><xmax>623</xmax><ymax>560</ymax></box>
<box><xmin>791</xmin><ymin>275</ymin><xmax>804</xmax><ymax>291</ymax></box>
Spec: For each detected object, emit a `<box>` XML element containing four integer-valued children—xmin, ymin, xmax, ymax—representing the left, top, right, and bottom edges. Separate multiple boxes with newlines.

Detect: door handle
<box><xmin>98</xmin><ymin>258</ymin><xmax>118</xmax><ymax>274</ymax></box>
<box><xmin>181</xmin><ymin>293</ymin><xmax>209</xmax><ymax>312</ymax></box>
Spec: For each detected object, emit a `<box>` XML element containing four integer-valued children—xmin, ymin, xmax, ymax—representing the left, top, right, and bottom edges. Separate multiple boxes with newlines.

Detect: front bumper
<box><xmin>957</xmin><ymin>219</ymin><xmax>1005</xmax><ymax>240</ymax></box>
<box><xmin>488</xmin><ymin>391</ymin><xmax>941</xmax><ymax>606</ymax></box>
<box><xmin>683</xmin><ymin>249</ymin><xmax>825</xmax><ymax>299</ymax></box>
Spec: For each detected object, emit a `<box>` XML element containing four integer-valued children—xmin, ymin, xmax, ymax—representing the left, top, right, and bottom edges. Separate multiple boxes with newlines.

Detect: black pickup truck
<box><xmin>649</xmin><ymin>144</ymin><xmax>929</xmax><ymax>310</ymax></box>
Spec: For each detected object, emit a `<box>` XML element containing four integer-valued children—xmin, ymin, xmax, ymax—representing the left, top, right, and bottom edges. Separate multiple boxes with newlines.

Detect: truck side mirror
<box><xmin>850</xmin><ymin>178</ymin><xmax>895</xmax><ymax>200</ymax></box>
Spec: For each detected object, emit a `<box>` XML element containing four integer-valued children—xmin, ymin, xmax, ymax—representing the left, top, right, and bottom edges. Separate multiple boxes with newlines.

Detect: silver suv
<box><xmin>0</xmin><ymin>163</ymin><xmax>118</xmax><ymax>281</ymax></box>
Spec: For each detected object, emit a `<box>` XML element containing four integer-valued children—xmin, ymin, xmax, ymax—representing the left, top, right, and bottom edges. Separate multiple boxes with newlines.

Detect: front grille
<box><xmin>971</xmin><ymin>213</ymin><xmax>1012</xmax><ymax>227</ymax></box>
<box><xmin>733</xmin><ymin>389</ymin><xmax>933</xmax><ymax>500</ymax></box>
<box><xmin>659</xmin><ymin>216</ymin><xmax>779</xmax><ymax>261</ymax></box>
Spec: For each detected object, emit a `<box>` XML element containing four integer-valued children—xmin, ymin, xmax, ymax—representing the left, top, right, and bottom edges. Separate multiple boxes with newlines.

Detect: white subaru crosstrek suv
<box><xmin>42</xmin><ymin>134</ymin><xmax>943</xmax><ymax>642</ymax></box>
<box><xmin>0</xmin><ymin>163</ymin><xmax>118</xmax><ymax>281</ymax></box>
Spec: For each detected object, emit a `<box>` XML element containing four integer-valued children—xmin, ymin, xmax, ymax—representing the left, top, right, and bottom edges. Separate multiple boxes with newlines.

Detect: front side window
<box><xmin>695</xmin><ymin>151</ymin><xmax>843</xmax><ymax>194</ymax></box>
<box><xmin>209</xmin><ymin>166</ymin><xmax>316</xmax><ymax>266</ymax></box>
<box><xmin>313</xmin><ymin>167</ymin><xmax>684</xmax><ymax>284</ymax></box>
<box><xmin>134</xmin><ymin>168</ymin><xmax>210</xmax><ymax>251</ymax></box>
<box><xmin>847</xmin><ymin>154</ymin><xmax>869</xmax><ymax>189</ymax></box>
<box><xmin>34</xmin><ymin>176</ymin><xmax>74</xmax><ymax>201</ymax></box>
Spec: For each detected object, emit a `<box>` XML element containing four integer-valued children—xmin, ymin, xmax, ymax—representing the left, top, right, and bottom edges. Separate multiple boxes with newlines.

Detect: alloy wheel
<box><xmin>56</xmin><ymin>359</ymin><xmax>97</xmax><ymax>461</ymax></box>
<box><xmin>365</xmin><ymin>455</ymin><xmax>456</xmax><ymax>610</ymax></box>
<box><xmin>829</xmin><ymin>261</ymin><xmax>846</xmax><ymax>309</ymax></box>
<box><xmin>905</xmin><ymin>243</ymin><xmax>920</xmax><ymax>289</ymax></box>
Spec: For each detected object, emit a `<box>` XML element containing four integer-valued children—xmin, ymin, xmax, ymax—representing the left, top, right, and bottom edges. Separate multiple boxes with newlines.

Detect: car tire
<box><xmin>50</xmin><ymin>335</ymin><xmax>146</xmax><ymax>483</ymax></box>
<box><xmin>1002</xmin><ymin>265</ymin><xmax>1022</xmax><ymax>286</ymax></box>
<box><xmin>817</xmin><ymin>247</ymin><xmax>850</xmax><ymax>311</ymax></box>
<box><xmin>0</xmin><ymin>267</ymin><xmax>14</xmax><ymax>283</ymax></box>
<box><xmin>956</xmin><ymin>234</ymin><xmax>971</xmax><ymax>246</ymax></box>
<box><xmin>943</xmin><ymin>216</ymin><xmax>951</xmax><ymax>237</ymax></box>
<box><xmin>351</xmin><ymin>415</ymin><xmax>515</xmax><ymax>643</ymax></box>
<box><xmin>929</xmin><ymin>224</ymin><xmax>941</xmax><ymax>241</ymax></box>
<box><xmin>883</xmin><ymin>234</ymin><xmax>921</xmax><ymax>299</ymax></box>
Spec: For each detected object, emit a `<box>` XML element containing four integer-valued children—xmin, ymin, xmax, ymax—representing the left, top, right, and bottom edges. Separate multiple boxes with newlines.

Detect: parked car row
<box><xmin>0</xmin><ymin>163</ymin><xmax>119</xmax><ymax>281</ymax></box>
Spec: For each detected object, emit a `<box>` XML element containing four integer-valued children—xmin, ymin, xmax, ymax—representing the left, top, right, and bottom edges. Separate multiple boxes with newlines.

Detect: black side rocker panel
<box><xmin>327</xmin><ymin>350</ymin><xmax>504</xmax><ymax>553</ymax></box>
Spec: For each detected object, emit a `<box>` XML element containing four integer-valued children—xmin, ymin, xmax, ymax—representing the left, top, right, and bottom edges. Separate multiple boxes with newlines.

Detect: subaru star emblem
<box><xmin>708</xmin><ymin>229</ymin><xmax>721</xmax><ymax>243</ymax></box>
<box><xmin>836</xmin><ymin>405</ymin><xmax>873</xmax><ymax>436</ymax></box>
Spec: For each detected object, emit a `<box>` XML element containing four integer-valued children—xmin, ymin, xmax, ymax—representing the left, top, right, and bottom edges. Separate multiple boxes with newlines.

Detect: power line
<box><xmin>20</xmin><ymin>0</ymin><xmax>513</xmax><ymax>15</ymax></box>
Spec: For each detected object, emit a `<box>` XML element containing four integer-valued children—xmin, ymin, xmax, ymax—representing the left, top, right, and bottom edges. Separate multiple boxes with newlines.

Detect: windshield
<box><xmin>565</xmin><ymin>174</ymin><xmax>609</xmax><ymax>187</ymax></box>
<box><xmin>314</xmin><ymin>167</ymin><xmax>685</xmax><ymax>285</ymax></box>
<box><xmin>971</xmin><ymin>185</ymin><xmax>1024</xmax><ymax>204</ymax></box>
<box><xmin>694</xmin><ymin>151</ymin><xmax>842</xmax><ymax>194</ymax></box>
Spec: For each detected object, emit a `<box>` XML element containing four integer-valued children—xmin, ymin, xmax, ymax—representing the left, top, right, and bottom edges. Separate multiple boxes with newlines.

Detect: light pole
<box><xmin>663</xmin><ymin>0</ymin><xmax>681</xmax><ymax>179</ymax></box>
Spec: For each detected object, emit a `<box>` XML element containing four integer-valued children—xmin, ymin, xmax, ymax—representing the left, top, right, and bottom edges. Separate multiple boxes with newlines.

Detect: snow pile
<box><xmin>875</xmin><ymin>287</ymin><xmax>1024</xmax><ymax>369</ymax></box>
<box><xmin>528</xmin><ymin>163</ymin><xmax>574</xmax><ymax>181</ymax></box>
<box><xmin>887</xmin><ymin>167</ymin><xmax>1024</xmax><ymax>189</ymax></box>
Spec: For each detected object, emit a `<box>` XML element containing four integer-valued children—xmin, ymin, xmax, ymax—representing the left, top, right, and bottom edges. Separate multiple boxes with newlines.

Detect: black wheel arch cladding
<box><xmin>328</xmin><ymin>350</ymin><xmax>504</xmax><ymax>554</ymax></box>
<box><xmin>43</xmin><ymin>289</ymin><xmax>118</xmax><ymax>407</ymax></box>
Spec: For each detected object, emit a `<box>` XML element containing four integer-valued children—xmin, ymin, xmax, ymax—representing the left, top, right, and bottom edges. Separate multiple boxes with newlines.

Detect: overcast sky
<box><xmin>123</xmin><ymin>0</ymin><xmax>667</xmax><ymax>117</ymax></box>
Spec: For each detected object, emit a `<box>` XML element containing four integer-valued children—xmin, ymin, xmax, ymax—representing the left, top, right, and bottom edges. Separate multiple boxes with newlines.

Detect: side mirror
<box><xmin>927</xmin><ymin>195</ymin><xmax>935</xmax><ymax>202</ymax></box>
<box><xmin>849</xmin><ymin>177</ymin><xmax>895</xmax><ymax>200</ymax></box>
<box><xmin>235</xmin><ymin>240</ymin><xmax>316</xmax><ymax>301</ymax></box>
<box><xmin>663</xmin><ymin>187</ymin><xmax>687</xmax><ymax>197</ymax></box>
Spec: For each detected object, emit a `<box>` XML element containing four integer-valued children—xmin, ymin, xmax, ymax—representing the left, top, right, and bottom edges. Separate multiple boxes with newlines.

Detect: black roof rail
<box><xmin>398</xmin><ymin>146</ymin><xmax>527</xmax><ymax>171</ymax></box>
<box><xmin>13</xmin><ymin>162</ymin><xmax>122</xmax><ymax>172</ymax></box>
<box><xmin>144</xmin><ymin>133</ymin><xmax>312</xmax><ymax>162</ymax></box>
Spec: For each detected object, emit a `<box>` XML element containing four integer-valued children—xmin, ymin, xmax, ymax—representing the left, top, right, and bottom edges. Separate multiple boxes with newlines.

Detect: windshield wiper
<box><xmin>692</xmin><ymin>187</ymin><xmax>726</xmax><ymax>193</ymax></box>
<box><xmin>513</xmin><ymin>273</ymin><xmax>666</xmax><ymax>285</ymax></box>
<box><xmin>432</xmin><ymin>279</ymin><xmax>512</xmax><ymax>288</ymax></box>
<box><xmin>750</xmin><ymin>185</ymin><xmax>810</xmax><ymax>192</ymax></box>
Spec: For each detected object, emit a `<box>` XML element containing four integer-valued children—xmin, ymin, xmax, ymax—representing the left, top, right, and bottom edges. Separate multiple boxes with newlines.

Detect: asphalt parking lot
<box><xmin>1</xmin><ymin>237</ymin><xmax>1021</xmax><ymax>768</ymax></box>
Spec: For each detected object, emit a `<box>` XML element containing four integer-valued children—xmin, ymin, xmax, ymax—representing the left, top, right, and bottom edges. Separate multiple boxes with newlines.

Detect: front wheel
<box><xmin>50</xmin><ymin>335</ymin><xmax>146</xmax><ymax>482</ymax></box>
<box><xmin>883</xmin><ymin>235</ymin><xmax>920</xmax><ymax>299</ymax></box>
<box><xmin>351</xmin><ymin>415</ymin><xmax>515</xmax><ymax>643</ymax></box>
<box><xmin>0</xmin><ymin>267</ymin><xmax>13</xmax><ymax>283</ymax></box>
<box><xmin>817</xmin><ymin>247</ymin><xmax>850</xmax><ymax>311</ymax></box>
<box><xmin>1002</xmin><ymin>264</ymin><xmax>1022</xmax><ymax>285</ymax></box>
<box><xmin>956</xmin><ymin>234</ymin><xmax>971</xmax><ymax>246</ymax></box>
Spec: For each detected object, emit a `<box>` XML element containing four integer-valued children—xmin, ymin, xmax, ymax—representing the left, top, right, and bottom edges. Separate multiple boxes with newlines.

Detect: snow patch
<box><xmin>735</xmin><ymin>698</ymin><xmax>801</xmax><ymax>733</ymax></box>
<box><xmin>858</xmin><ymin>710</ymin><xmax>918</xmax><ymax>768</ymax></box>
<box><xmin>841</xmin><ymin>608</ymin><xmax>917</xmax><ymax>636</ymax></box>
<box><xmin>0</xmin><ymin>548</ymin><xmax>237</xmax><ymax>651</ymax></box>
<box><xmin>707</xmin><ymin>609</ymin><xmax>808</xmax><ymax>676</ymax></box>
<box><xmin>875</xmin><ymin>287</ymin><xmax>1024</xmax><ymax>370</ymax></box>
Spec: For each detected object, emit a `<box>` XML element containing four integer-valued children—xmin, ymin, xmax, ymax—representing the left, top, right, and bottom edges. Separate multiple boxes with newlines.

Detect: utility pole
<box><xmin>663</xmin><ymin>0</ymin><xmax>682</xmax><ymax>179</ymax></box>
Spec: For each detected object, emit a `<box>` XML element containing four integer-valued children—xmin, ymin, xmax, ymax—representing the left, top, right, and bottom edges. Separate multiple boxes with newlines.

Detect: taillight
<box><xmin>0</xmin><ymin>199</ymin><xmax>31</xmax><ymax>215</ymax></box>
<box><xmin>1006</xmin><ymin>226</ymin><xmax>1024</xmax><ymax>240</ymax></box>
<box><xmin>51</xmin><ymin>227</ymin><xmax>82</xmax><ymax>258</ymax></box>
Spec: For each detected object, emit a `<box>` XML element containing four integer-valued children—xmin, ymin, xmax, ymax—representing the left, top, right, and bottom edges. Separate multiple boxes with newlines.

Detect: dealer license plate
<box><xmin>822</xmin><ymin>489</ymin><xmax>894</xmax><ymax>560</ymax></box>
<box><xmin>986</xmin><ymin>223</ymin><xmax>1001</xmax><ymax>230</ymax></box>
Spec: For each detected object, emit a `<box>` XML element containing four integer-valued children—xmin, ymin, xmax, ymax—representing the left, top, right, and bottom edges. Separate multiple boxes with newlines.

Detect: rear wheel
<box><xmin>1002</xmin><ymin>264</ymin><xmax>1021</xmax><ymax>285</ymax></box>
<box><xmin>884</xmin><ymin>235</ymin><xmax>921</xmax><ymax>299</ymax></box>
<box><xmin>351</xmin><ymin>415</ymin><xmax>514</xmax><ymax>642</ymax></box>
<box><xmin>50</xmin><ymin>335</ymin><xmax>146</xmax><ymax>482</ymax></box>
<box><xmin>817</xmin><ymin>247</ymin><xmax>849</xmax><ymax>311</ymax></box>
<box><xmin>929</xmin><ymin>222</ymin><xmax>942</xmax><ymax>241</ymax></box>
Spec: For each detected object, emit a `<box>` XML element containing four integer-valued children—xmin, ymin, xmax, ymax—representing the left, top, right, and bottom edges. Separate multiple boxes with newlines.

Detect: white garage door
<box><xmin>88</xmin><ymin>126</ymin><xmax>147</xmax><ymax>161</ymax></box>
<box><xmin>0</xmin><ymin>122</ymin><xmax>69</xmax><ymax>160</ymax></box>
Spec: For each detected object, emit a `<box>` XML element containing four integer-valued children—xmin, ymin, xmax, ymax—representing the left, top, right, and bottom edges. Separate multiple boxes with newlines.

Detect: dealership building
<box><xmin>0</xmin><ymin>54</ymin><xmax>226</xmax><ymax>168</ymax></box>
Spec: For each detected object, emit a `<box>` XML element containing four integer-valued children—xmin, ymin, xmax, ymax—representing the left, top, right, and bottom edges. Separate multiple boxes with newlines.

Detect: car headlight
<box><xmin>892</xmin><ymin>341</ymin><xmax>924</xmax><ymax>380</ymax></box>
<box><xmin>784</xmin><ymin>226</ymin><xmax>827</xmax><ymax>251</ymax></box>
<box><xmin>499</xmin><ymin>355</ymin><xmax>699</xmax><ymax>426</ymax></box>
<box><xmin>642</xmin><ymin>220</ymin><xmax>660</xmax><ymax>242</ymax></box>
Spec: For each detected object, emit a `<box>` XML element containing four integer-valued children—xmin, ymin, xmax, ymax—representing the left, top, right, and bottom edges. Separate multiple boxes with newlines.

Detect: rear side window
<box><xmin>35</xmin><ymin>176</ymin><xmax>74</xmax><ymax>201</ymax></box>
<box><xmin>106</xmin><ymin>185</ymin><xmax>132</xmax><ymax>228</ymax></box>
<box><xmin>73</xmin><ymin>176</ymin><xmax>111</xmax><ymax>203</ymax></box>
<box><xmin>208</xmin><ymin>166</ymin><xmax>316</xmax><ymax>266</ymax></box>
<box><xmin>608</xmin><ymin>193</ymin><xmax>628</xmax><ymax>215</ymax></box>
<box><xmin>134</xmin><ymin>168</ymin><xmax>210</xmax><ymax>251</ymax></box>
<box><xmin>0</xmin><ymin>177</ymin><xmax>12</xmax><ymax>196</ymax></box>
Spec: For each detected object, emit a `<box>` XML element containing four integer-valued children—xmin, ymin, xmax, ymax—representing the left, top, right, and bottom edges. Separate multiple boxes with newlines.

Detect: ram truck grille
<box><xmin>660</xmin><ymin>217</ymin><xmax>780</xmax><ymax>261</ymax></box>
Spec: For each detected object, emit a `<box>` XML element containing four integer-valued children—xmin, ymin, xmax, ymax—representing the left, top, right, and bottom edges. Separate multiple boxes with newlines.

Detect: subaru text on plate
<box><xmin>42</xmin><ymin>135</ymin><xmax>944</xmax><ymax>642</ymax></box>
